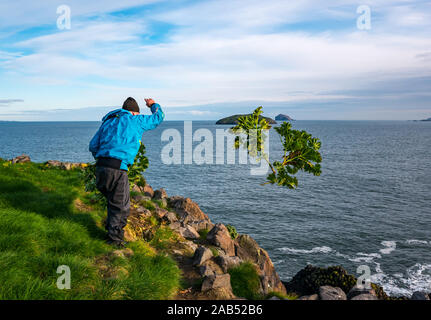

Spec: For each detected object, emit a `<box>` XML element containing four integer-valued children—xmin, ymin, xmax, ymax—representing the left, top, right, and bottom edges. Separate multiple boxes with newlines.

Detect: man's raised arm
<box><xmin>137</xmin><ymin>98</ymin><xmax>165</xmax><ymax>131</ymax></box>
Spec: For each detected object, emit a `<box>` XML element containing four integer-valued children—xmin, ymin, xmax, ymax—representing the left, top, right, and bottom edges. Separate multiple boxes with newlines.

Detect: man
<box><xmin>89</xmin><ymin>97</ymin><xmax>164</xmax><ymax>247</ymax></box>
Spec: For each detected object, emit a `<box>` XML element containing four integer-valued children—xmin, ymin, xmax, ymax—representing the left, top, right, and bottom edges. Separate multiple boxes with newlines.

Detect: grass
<box><xmin>228</xmin><ymin>262</ymin><xmax>262</xmax><ymax>300</ymax></box>
<box><xmin>198</xmin><ymin>228</ymin><xmax>209</xmax><ymax>240</ymax></box>
<box><xmin>0</xmin><ymin>160</ymin><xmax>180</xmax><ymax>300</ymax></box>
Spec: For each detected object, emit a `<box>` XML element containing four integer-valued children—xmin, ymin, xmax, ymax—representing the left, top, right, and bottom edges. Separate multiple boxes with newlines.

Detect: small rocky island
<box><xmin>216</xmin><ymin>114</ymin><xmax>276</xmax><ymax>125</ymax></box>
<box><xmin>275</xmin><ymin>114</ymin><xmax>294</xmax><ymax>121</ymax></box>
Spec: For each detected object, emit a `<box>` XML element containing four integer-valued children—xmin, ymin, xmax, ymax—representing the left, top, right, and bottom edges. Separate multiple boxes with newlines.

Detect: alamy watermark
<box><xmin>160</xmin><ymin>122</ymin><xmax>270</xmax><ymax>176</ymax></box>
<box><xmin>357</xmin><ymin>5</ymin><xmax>371</xmax><ymax>30</ymax></box>
<box><xmin>57</xmin><ymin>5</ymin><xmax>71</xmax><ymax>30</ymax></box>
<box><xmin>56</xmin><ymin>265</ymin><xmax>71</xmax><ymax>290</ymax></box>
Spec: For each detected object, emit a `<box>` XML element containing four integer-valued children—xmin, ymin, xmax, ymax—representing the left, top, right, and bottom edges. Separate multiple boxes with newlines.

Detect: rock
<box><xmin>275</xmin><ymin>114</ymin><xmax>294</xmax><ymax>121</ymax></box>
<box><xmin>201</xmin><ymin>274</ymin><xmax>232</xmax><ymax>293</ymax></box>
<box><xmin>189</xmin><ymin>220</ymin><xmax>214</xmax><ymax>232</ymax></box>
<box><xmin>11</xmin><ymin>154</ymin><xmax>31</xmax><ymax>164</ymax></box>
<box><xmin>347</xmin><ymin>284</ymin><xmax>376</xmax><ymax>299</ymax></box>
<box><xmin>234</xmin><ymin>234</ymin><xmax>286</xmax><ymax>295</ymax></box>
<box><xmin>283</xmin><ymin>265</ymin><xmax>389</xmax><ymax>300</ymax></box>
<box><xmin>216</xmin><ymin>114</ymin><xmax>276</xmax><ymax>125</ymax></box>
<box><xmin>168</xmin><ymin>221</ymin><xmax>182</xmax><ymax>232</ymax></box>
<box><xmin>318</xmin><ymin>286</ymin><xmax>347</xmax><ymax>300</ymax></box>
<box><xmin>297</xmin><ymin>294</ymin><xmax>319</xmax><ymax>300</ymax></box>
<box><xmin>155</xmin><ymin>208</ymin><xmax>168</xmax><ymax>219</ymax></box>
<box><xmin>153</xmin><ymin>188</ymin><xmax>168</xmax><ymax>200</ymax></box>
<box><xmin>199</xmin><ymin>264</ymin><xmax>217</xmax><ymax>277</ymax></box>
<box><xmin>215</xmin><ymin>253</ymin><xmax>241</xmax><ymax>273</ymax></box>
<box><xmin>235</xmin><ymin>234</ymin><xmax>260</xmax><ymax>261</ymax></box>
<box><xmin>131</xmin><ymin>194</ymin><xmax>151</xmax><ymax>202</ymax></box>
<box><xmin>142</xmin><ymin>184</ymin><xmax>154</xmax><ymax>198</ymax></box>
<box><xmin>350</xmin><ymin>294</ymin><xmax>378</xmax><ymax>300</ymax></box>
<box><xmin>193</xmin><ymin>246</ymin><xmax>213</xmax><ymax>266</ymax></box>
<box><xmin>136</xmin><ymin>207</ymin><xmax>152</xmax><ymax>217</ymax></box>
<box><xmin>411</xmin><ymin>291</ymin><xmax>430</xmax><ymax>300</ymax></box>
<box><xmin>45</xmin><ymin>160</ymin><xmax>85</xmax><ymax>170</ymax></box>
<box><xmin>268</xmin><ymin>296</ymin><xmax>281</xmax><ymax>300</ymax></box>
<box><xmin>207</xmin><ymin>224</ymin><xmax>235</xmax><ymax>256</ymax></box>
<box><xmin>167</xmin><ymin>197</ymin><xmax>211</xmax><ymax>229</ymax></box>
<box><xmin>162</xmin><ymin>211</ymin><xmax>178</xmax><ymax>224</ymax></box>
<box><xmin>201</xmin><ymin>287</ymin><xmax>236</xmax><ymax>300</ymax></box>
<box><xmin>183</xmin><ymin>240</ymin><xmax>198</xmax><ymax>254</ymax></box>
<box><xmin>180</xmin><ymin>225</ymin><xmax>200</xmax><ymax>240</ymax></box>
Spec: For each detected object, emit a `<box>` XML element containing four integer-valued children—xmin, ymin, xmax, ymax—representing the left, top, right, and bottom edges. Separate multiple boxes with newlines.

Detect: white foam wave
<box><xmin>278</xmin><ymin>246</ymin><xmax>333</xmax><ymax>254</ymax></box>
<box><xmin>277</xmin><ymin>240</ymin><xmax>431</xmax><ymax>296</ymax></box>
<box><xmin>380</xmin><ymin>241</ymin><xmax>397</xmax><ymax>255</ymax></box>
<box><xmin>405</xmin><ymin>239</ymin><xmax>429</xmax><ymax>245</ymax></box>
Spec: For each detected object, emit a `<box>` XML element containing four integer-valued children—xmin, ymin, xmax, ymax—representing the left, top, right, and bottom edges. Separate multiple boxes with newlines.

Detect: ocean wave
<box><xmin>380</xmin><ymin>241</ymin><xmax>397</xmax><ymax>255</ymax></box>
<box><xmin>277</xmin><ymin>240</ymin><xmax>430</xmax><ymax>296</ymax></box>
<box><xmin>372</xmin><ymin>264</ymin><xmax>431</xmax><ymax>297</ymax></box>
<box><xmin>405</xmin><ymin>239</ymin><xmax>429</xmax><ymax>245</ymax></box>
<box><xmin>277</xmin><ymin>246</ymin><xmax>333</xmax><ymax>254</ymax></box>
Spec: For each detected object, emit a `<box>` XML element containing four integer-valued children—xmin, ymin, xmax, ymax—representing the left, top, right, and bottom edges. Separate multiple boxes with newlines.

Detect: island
<box><xmin>216</xmin><ymin>114</ymin><xmax>276</xmax><ymax>125</ymax></box>
<box><xmin>275</xmin><ymin>114</ymin><xmax>294</xmax><ymax>121</ymax></box>
<box><xmin>421</xmin><ymin>117</ymin><xmax>431</xmax><ymax>121</ymax></box>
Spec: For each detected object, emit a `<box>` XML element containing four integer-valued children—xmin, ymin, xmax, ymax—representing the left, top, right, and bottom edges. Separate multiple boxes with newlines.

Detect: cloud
<box><xmin>0</xmin><ymin>0</ymin><xmax>430</xmax><ymax>120</ymax></box>
<box><xmin>0</xmin><ymin>99</ymin><xmax>24</xmax><ymax>106</ymax></box>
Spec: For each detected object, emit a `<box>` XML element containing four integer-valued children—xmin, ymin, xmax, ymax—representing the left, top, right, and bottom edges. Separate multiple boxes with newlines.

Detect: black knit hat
<box><xmin>122</xmin><ymin>97</ymin><xmax>140</xmax><ymax>113</ymax></box>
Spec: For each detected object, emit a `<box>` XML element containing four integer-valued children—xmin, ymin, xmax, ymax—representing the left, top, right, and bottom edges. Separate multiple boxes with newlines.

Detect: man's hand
<box><xmin>145</xmin><ymin>98</ymin><xmax>155</xmax><ymax>108</ymax></box>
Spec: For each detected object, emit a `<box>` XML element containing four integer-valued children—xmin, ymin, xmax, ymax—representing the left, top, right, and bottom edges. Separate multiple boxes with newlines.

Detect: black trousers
<box><xmin>95</xmin><ymin>166</ymin><xmax>130</xmax><ymax>243</ymax></box>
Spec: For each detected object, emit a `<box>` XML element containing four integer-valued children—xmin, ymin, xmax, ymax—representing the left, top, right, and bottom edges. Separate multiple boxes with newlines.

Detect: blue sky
<box><xmin>0</xmin><ymin>0</ymin><xmax>430</xmax><ymax>120</ymax></box>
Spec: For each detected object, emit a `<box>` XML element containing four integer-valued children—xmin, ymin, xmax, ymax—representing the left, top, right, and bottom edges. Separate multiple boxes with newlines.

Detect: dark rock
<box><xmin>350</xmin><ymin>294</ymin><xmax>378</xmax><ymax>300</ymax></box>
<box><xmin>207</xmin><ymin>224</ymin><xmax>235</xmax><ymax>256</ymax></box>
<box><xmin>193</xmin><ymin>246</ymin><xmax>213</xmax><ymax>266</ymax></box>
<box><xmin>318</xmin><ymin>286</ymin><xmax>347</xmax><ymax>300</ymax></box>
<box><xmin>153</xmin><ymin>188</ymin><xmax>168</xmax><ymax>200</ymax></box>
<box><xmin>411</xmin><ymin>291</ymin><xmax>430</xmax><ymax>300</ymax></box>
<box><xmin>347</xmin><ymin>285</ymin><xmax>376</xmax><ymax>299</ymax></box>
<box><xmin>283</xmin><ymin>265</ymin><xmax>388</xmax><ymax>300</ymax></box>
<box><xmin>297</xmin><ymin>294</ymin><xmax>319</xmax><ymax>300</ymax></box>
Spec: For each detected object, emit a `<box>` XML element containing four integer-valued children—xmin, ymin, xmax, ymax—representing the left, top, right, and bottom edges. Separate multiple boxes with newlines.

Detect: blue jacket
<box><xmin>89</xmin><ymin>103</ymin><xmax>164</xmax><ymax>170</ymax></box>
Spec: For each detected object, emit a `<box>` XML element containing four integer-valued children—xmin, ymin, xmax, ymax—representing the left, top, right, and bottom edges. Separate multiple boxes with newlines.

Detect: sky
<box><xmin>0</xmin><ymin>0</ymin><xmax>430</xmax><ymax>121</ymax></box>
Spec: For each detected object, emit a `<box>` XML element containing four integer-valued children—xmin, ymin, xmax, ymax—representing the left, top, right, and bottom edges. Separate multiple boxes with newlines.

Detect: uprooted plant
<box><xmin>230</xmin><ymin>106</ymin><xmax>322</xmax><ymax>189</ymax></box>
<box><xmin>82</xmin><ymin>143</ymin><xmax>149</xmax><ymax>203</ymax></box>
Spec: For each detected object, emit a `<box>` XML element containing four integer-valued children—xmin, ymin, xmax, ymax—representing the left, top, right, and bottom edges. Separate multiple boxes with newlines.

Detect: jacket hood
<box><xmin>102</xmin><ymin>109</ymin><xmax>131</xmax><ymax>122</ymax></box>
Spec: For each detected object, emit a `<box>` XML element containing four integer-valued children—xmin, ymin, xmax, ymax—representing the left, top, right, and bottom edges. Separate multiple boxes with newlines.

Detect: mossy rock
<box><xmin>284</xmin><ymin>265</ymin><xmax>388</xmax><ymax>300</ymax></box>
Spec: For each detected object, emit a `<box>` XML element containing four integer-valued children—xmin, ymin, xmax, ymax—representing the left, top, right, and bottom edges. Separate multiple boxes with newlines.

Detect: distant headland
<box><xmin>275</xmin><ymin>114</ymin><xmax>294</xmax><ymax>121</ymax></box>
<box><xmin>216</xmin><ymin>114</ymin><xmax>276</xmax><ymax>125</ymax></box>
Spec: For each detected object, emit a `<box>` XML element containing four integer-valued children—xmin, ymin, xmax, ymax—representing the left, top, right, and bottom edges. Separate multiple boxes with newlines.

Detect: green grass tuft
<box><xmin>228</xmin><ymin>262</ymin><xmax>262</xmax><ymax>300</ymax></box>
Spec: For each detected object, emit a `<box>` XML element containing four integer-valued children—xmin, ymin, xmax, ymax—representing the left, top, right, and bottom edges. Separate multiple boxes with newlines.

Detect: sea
<box><xmin>1</xmin><ymin>119</ymin><xmax>430</xmax><ymax>296</ymax></box>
